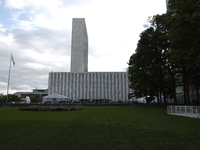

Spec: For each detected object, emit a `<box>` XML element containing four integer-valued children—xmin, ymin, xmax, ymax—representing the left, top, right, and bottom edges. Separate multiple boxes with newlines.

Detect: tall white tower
<box><xmin>71</xmin><ymin>18</ymin><xmax>88</xmax><ymax>73</ymax></box>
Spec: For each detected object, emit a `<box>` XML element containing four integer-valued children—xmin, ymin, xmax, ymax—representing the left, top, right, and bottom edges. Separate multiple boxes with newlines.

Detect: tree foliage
<box><xmin>167</xmin><ymin>0</ymin><xmax>200</xmax><ymax>104</ymax></box>
<box><xmin>129</xmin><ymin>0</ymin><xmax>200</xmax><ymax>104</ymax></box>
<box><xmin>129</xmin><ymin>14</ymin><xmax>175</xmax><ymax>104</ymax></box>
<box><xmin>0</xmin><ymin>94</ymin><xmax>20</xmax><ymax>104</ymax></box>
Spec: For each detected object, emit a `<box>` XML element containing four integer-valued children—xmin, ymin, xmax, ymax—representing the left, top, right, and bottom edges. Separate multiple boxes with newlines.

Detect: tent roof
<box><xmin>43</xmin><ymin>94</ymin><xmax>68</xmax><ymax>99</ymax></box>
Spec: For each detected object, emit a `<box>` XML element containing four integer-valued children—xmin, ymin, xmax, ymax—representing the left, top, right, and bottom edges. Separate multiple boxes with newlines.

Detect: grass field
<box><xmin>0</xmin><ymin>105</ymin><xmax>200</xmax><ymax>150</ymax></box>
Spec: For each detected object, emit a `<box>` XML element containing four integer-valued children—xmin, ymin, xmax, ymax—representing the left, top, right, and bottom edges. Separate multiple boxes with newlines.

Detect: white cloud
<box><xmin>5</xmin><ymin>0</ymin><xmax>26</xmax><ymax>9</ymax></box>
<box><xmin>16</xmin><ymin>84</ymin><xmax>32</xmax><ymax>90</ymax></box>
<box><xmin>5</xmin><ymin>0</ymin><xmax>63</xmax><ymax>9</ymax></box>
<box><xmin>0</xmin><ymin>81</ymin><xmax>6</xmax><ymax>86</ymax></box>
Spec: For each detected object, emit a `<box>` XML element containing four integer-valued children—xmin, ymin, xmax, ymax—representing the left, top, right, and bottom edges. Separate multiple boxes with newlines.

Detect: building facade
<box><xmin>71</xmin><ymin>18</ymin><xmax>88</xmax><ymax>73</ymax></box>
<box><xmin>48</xmin><ymin>72</ymin><xmax>129</xmax><ymax>101</ymax></box>
<box><xmin>15</xmin><ymin>89</ymin><xmax>48</xmax><ymax>98</ymax></box>
<box><xmin>48</xmin><ymin>18</ymin><xmax>129</xmax><ymax>102</ymax></box>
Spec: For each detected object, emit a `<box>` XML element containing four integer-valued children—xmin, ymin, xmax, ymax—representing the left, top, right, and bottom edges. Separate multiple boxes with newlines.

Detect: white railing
<box><xmin>167</xmin><ymin>105</ymin><xmax>200</xmax><ymax>118</ymax></box>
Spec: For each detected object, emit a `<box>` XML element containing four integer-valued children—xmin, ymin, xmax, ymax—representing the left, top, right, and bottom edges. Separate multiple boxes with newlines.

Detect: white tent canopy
<box><xmin>42</xmin><ymin>94</ymin><xmax>70</xmax><ymax>103</ymax></box>
<box><xmin>20</xmin><ymin>96</ymin><xmax>31</xmax><ymax>103</ymax></box>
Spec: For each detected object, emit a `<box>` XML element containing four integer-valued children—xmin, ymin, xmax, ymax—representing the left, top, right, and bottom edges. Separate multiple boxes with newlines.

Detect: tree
<box><xmin>167</xmin><ymin>0</ymin><xmax>200</xmax><ymax>104</ymax></box>
<box><xmin>129</xmin><ymin>14</ymin><xmax>179</xmax><ymax>104</ymax></box>
<box><xmin>30</xmin><ymin>96</ymin><xmax>42</xmax><ymax>103</ymax></box>
<box><xmin>0</xmin><ymin>94</ymin><xmax>6</xmax><ymax>104</ymax></box>
<box><xmin>0</xmin><ymin>94</ymin><xmax>20</xmax><ymax>104</ymax></box>
<box><xmin>151</xmin><ymin>14</ymin><xmax>178</xmax><ymax>104</ymax></box>
<box><xmin>129</xmin><ymin>0</ymin><xmax>200</xmax><ymax>105</ymax></box>
<box><xmin>129</xmin><ymin>24</ymin><xmax>165</xmax><ymax>104</ymax></box>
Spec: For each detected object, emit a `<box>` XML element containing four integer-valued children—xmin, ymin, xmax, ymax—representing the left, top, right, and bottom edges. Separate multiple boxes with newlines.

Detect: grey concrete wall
<box><xmin>71</xmin><ymin>18</ymin><xmax>88</xmax><ymax>73</ymax></box>
<box><xmin>48</xmin><ymin>72</ymin><xmax>129</xmax><ymax>101</ymax></box>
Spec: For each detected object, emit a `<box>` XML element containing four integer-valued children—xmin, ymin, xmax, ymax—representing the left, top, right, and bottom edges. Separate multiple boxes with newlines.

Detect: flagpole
<box><xmin>7</xmin><ymin>53</ymin><xmax>12</xmax><ymax>102</ymax></box>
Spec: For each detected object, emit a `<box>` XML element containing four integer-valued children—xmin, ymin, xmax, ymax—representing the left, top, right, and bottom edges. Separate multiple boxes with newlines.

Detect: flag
<box><xmin>11</xmin><ymin>54</ymin><xmax>15</xmax><ymax>65</ymax></box>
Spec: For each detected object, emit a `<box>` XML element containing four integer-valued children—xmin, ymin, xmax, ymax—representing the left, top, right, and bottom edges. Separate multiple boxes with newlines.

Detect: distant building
<box><xmin>42</xmin><ymin>94</ymin><xmax>70</xmax><ymax>104</ymax></box>
<box><xmin>71</xmin><ymin>18</ymin><xmax>88</xmax><ymax>73</ymax></box>
<box><xmin>49</xmin><ymin>72</ymin><xmax>129</xmax><ymax>102</ymax></box>
<box><xmin>14</xmin><ymin>89</ymin><xmax>48</xmax><ymax>98</ymax></box>
<box><xmin>48</xmin><ymin>18</ymin><xmax>129</xmax><ymax>102</ymax></box>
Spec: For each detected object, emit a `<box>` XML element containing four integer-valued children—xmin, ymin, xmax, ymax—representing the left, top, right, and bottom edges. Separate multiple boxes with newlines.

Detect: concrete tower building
<box><xmin>71</xmin><ymin>18</ymin><xmax>88</xmax><ymax>73</ymax></box>
<box><xmin>48</xmin><ymin>18</ymin><xmax>129</xmax><ymax>102</ymax></box>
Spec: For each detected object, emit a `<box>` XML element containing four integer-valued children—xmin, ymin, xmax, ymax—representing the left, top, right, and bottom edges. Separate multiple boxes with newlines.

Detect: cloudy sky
<box><xmin>0</xmin><ymin>0</ymin><xmax>167</xmax><ymax>94</ymax></box>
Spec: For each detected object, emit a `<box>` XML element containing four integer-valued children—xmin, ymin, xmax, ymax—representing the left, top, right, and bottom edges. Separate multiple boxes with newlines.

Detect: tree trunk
<box><xmin>145</xmin><ymin>95</ymin><xmax>149</xmax><ymax>104</ymax></box>
<box><xmin>173</xmin><ymin>84</ymin><xmax>177</xmax><ymax>105</ymax></box>
<box><xmin>182</xmin><ymin>67</ymin><xmax>190</xmax><ymax>105</ymax></box>
<box><xmin>196</xmin><ymin>87</ymin><xmax>199</xmax><ymax>102</ymax></box>
<box><xmin>157</xmin><ymin>88</ymin><xmax>160</xmax><ymax>104</ymax></box>
<box><xmin>183</xmin><ymin>84</ymin><xmax>187</xmax><ymax>105</ymax></box>
<box><xmin>162</xmin><ymin>87</ymin><xmax>167</xmax><ymax>104</ymax></box>
<box><xmin>166</xmin><ymin>66</ymin><xmax>177</xmax><ymax>104</ymax></box>
<box><xmin>194</xmin><ymin>64</ymin><xmax>200</xmax><ymax>102</ymax></box>
<box><xmin>159</xmin><ymin>89</ymin><xmax>162</xmax><ymax>104</ymax></box>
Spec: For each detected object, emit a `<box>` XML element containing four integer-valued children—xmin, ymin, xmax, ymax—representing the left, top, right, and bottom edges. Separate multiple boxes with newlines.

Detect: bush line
<box><xmin>19</xmin><ymin>105</ymin><xmax>83</xmax><ymax>111</ymax></box>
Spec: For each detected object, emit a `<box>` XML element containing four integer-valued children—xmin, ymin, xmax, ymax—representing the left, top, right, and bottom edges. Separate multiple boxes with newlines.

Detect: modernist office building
<box><xmin>48</xmin><ymin>18</ymin><xmax>129</xmax><ymax>102</ymax></box>
<box><xmin>15</xmin><ymin>89</ymin><xmax>48</xmax><ymax>98</ymax></box>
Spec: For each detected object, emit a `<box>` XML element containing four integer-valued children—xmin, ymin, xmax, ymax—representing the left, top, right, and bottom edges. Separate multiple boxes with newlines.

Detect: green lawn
<box><xmin>0</xmin><ymin>105</ymin><xmax>200</xmax><ymax>150</ymax></box>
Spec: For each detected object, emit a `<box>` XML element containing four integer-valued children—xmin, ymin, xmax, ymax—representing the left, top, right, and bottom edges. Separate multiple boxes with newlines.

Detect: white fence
<box><xmin>167</xmin><ymin>105</ymin><xmax>200</xmax><ymax>118</ymax></box>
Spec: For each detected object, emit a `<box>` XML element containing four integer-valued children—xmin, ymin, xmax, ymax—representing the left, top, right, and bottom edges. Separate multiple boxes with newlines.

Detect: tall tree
<box><xmin>129</xmin><ymin>21</ymin><xmax>167</xmax><ymax>103</ymax></box>
<box><xmin>129</xmin><ymin>14</ymin><xmax>179</xmax><ymax>104</ymax></box>
<box><xmin>151</xmin><ymin>14</ymin><xmax>178</xmax><ymax>104</ymax></box>
<box><xmin>167</xmin><ymin>0</ymin><xmax>200</xmax><ymax>104</ymax></box>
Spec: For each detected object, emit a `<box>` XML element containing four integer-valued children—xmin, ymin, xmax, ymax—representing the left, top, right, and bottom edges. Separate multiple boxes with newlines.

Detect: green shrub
<box><xmin>19</xmin><ymin>105</ymin><xmax>83</xmax><ymax>111</ymax></box>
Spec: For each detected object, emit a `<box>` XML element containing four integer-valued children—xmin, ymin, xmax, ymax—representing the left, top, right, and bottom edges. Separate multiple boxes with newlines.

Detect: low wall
<box><xmin>167</xmin><ymin>105</ymin><xmax>200</xmax><ymax>118</ymax></box>
<box><xmin>0</xmin><ymin>103</ymin><xmax>130</xmax><ymax>107</ymax></box>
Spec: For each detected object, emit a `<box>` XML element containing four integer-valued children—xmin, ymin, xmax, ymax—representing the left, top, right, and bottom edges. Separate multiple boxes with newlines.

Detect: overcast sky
<box><xmin>0</xmin><ymin>0</ymin><xmax>167</xmax><ymax>94</ymax></box>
